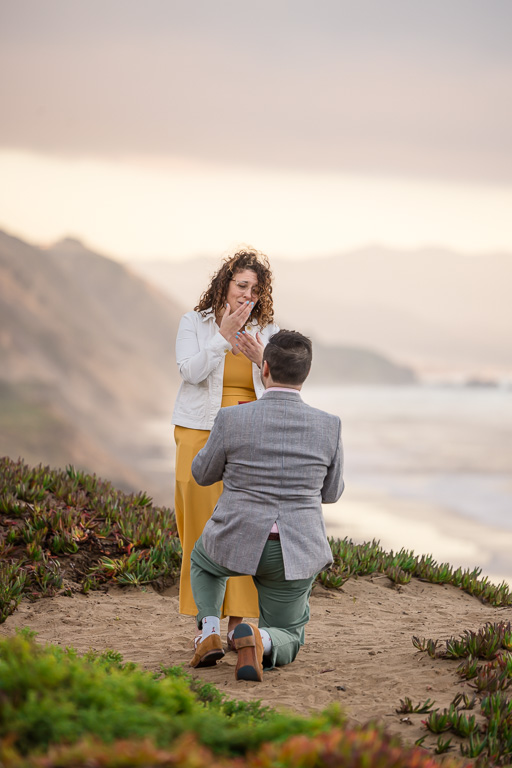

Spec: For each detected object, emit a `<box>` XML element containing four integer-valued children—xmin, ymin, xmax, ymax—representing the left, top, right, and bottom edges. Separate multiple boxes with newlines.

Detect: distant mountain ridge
<box><xmin>130</xmin><ymin>247</ymin><xmax>512</xmax><ymax>378</ymax></box>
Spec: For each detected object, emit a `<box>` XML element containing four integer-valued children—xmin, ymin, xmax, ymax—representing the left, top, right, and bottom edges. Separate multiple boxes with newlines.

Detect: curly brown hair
<box><xmin>195</xmin><ymin>249</ymin><xmax>274</xmax><ymax>327</ymax></box>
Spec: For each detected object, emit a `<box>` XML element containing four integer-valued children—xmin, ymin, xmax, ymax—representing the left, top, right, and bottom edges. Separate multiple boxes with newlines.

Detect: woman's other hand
<box><xmin>219</xmin><ymin>301</ymin><xmax>254</xmax><ymax>345</ymax></box>
<box><xmin>235</xmin><ymin>330</ymin><xmax>265</xmax><ymax>367</ymax></box>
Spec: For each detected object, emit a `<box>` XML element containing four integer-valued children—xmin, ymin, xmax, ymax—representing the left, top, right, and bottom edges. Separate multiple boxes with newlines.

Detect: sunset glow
<box><xmin>1</xmin><ymin>150</ymin><xmax>511</xmax><ymax>261</ymax></box>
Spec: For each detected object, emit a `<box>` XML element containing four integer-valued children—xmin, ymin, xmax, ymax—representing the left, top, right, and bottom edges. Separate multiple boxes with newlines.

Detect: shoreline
<box><xmin>324</xmin><ymin>485</ymin><xmax>512</xmax><ymax>588</ymax></box>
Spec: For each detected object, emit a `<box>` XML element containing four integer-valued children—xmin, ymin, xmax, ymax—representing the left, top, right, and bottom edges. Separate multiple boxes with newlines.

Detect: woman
<box><xmin>172</xmin><ymin>248</ymin><xmax>279</xmax><ymax>644</ymax></box>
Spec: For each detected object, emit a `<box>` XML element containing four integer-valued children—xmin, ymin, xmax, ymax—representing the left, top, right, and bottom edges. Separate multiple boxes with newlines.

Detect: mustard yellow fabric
<box><xmin>174</xmin><ymin>351</ymin><xmax>259</xmax><ymax>617</ymax></box>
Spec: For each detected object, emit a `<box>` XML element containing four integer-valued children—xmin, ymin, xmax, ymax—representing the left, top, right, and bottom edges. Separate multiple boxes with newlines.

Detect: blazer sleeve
<box><xmin>321</xmin><ymin>417</ymin><xmax>345</xmax><ymax>503</ymax></box>
<box><xmin>176</xmin><ymin>312</ymin><xmax>231</xmax><ymax>385</ymax></box>
<box><xmin>191</xmin><ymin>410</ymin><xmax>227</xmax><ymax>486</ymax></box>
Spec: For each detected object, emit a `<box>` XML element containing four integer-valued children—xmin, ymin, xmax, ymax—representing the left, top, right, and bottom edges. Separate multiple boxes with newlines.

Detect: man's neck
<box><xmin>265</xmin><ymin>381</ymin><xmax>302</xmax><ymax>392</ymax></box>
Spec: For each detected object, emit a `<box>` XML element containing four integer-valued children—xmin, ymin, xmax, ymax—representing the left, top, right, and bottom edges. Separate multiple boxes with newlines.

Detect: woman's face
<box><xmin>225</xmin><ymin>269</ymin><xmax>260</xmax><ymax>310</ymax></box>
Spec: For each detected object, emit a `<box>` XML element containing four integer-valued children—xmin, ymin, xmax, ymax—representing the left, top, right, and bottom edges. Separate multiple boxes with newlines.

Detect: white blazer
<box><xmin>172</xmin><ymin>308</ymin><xmax>279</xmax><ymax>430</ymax></box>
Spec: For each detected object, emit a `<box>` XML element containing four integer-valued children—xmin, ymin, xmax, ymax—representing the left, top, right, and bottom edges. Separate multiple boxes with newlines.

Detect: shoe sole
<box><xmin>233</xmin><ymin>623</ymin><xmax>263</xmax><ymax>682</ymax></box>
<box><xmin>195</xmin><ymin>648</ymin><xmax>225</xmax><ymax>668</ymax></box>
<box><xmin>236</xmin><ymin>663</ymin><xmax>262</xmax><ymax>681</ymax></box>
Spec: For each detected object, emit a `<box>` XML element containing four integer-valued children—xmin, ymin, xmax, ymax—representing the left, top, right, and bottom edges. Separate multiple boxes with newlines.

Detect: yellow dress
<box><xmin>174</xmin><ymin>351</ymin><xmax>259</xmax><ymax>617</ymax></box>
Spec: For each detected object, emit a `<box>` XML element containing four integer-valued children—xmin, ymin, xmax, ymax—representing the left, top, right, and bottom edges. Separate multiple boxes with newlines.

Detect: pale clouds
<box><xmin>1</xmin><ymin>150</ymin><xmax>511</xmax><ymax>260</ymax></box>
<box><xmin>1</xmin><ymin>0</ymin><xmax>511</xmax><ymax>183</ymax></box>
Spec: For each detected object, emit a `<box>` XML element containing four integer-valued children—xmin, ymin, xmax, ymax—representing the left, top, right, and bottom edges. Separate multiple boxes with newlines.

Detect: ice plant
<box><xmin>396</xmin><ymin>697</ymin><xmax>436</xmax><ymax>714</ymax></box>
<box><xmin>423</xmin><ymin>708</ymin><xmax>454</xmax><ymax>733</ymax></box>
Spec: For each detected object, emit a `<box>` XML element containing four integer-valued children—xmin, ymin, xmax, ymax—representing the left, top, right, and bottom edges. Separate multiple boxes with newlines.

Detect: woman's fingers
<box><xmin>226</xmin><ymin>301</ymin><xmax>251</xmax><ymax>322</ymax></box>
<box><xmin>220</xmin><ymin>301</ymin><xmax>253</xmax><ymax>338</ymax></box>
<box><xmin>235</xmin><ymin>330</ymin><xmax>264</xmax><ymax>366</ymax></box>
<box><xmin>232</xmin><ymin>300</ymin><xmax>253</xmax><ymax>321</ymax></box>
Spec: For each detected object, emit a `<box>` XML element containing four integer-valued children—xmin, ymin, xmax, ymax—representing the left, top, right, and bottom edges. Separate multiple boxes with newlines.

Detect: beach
<box><xmin>323</xmin><ymin>487</ymin><xmax>512</xmax><ymax>589</ymax></box>
<box><xmin>305</xmin><ymin>384</ymin><xmax>512</xmax><ymax>587</ymax></box>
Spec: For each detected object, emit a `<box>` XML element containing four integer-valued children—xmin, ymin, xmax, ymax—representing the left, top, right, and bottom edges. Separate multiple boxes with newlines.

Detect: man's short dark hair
<box><xmin>262</xmin><ymin>330</ymin><xmax>312</xmax><ymax>385</ymax></box>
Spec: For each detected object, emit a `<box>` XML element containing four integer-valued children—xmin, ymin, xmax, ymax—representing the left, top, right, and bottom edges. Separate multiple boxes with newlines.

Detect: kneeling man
<box><xmin>189</xmin><ymin>330</ymin><xmax>344</xmax><ymax>681</ymax></box>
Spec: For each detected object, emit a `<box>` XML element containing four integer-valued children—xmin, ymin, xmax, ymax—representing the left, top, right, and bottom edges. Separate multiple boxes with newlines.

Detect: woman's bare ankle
<box><xmin>227</xmin><ymin>616</ymin><xmax>243</xmax><ymax>633</ymax></box>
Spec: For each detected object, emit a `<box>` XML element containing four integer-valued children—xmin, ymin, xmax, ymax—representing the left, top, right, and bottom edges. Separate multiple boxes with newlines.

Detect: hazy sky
<box><xmin>1</xmin><ymin>0</ymin><xmax>511</xmax><ymax>260</ymax></box>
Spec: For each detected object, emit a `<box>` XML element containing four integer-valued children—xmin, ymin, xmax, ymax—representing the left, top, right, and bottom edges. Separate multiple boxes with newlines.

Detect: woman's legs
<box><xmin>174</xmin><ymin>426</ymin><xmax>259</xmax><ymax>642</ymax></box>
<box><xmin>228</xmin><ymin>616</ymin><xmax>243</xmax><ymax>633</ymax></box>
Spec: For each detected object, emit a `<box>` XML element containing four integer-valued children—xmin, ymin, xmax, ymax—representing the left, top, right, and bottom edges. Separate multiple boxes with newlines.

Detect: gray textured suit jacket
<box><xmin>191</xmin><ymin>389</ymin><xmax>344</xmax><ymax>580</ymax></box>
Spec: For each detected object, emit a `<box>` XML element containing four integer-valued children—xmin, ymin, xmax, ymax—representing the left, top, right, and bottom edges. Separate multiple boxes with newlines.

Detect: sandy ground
<box><xmin>2</xmin><ymin>575</ymin><xmax>511</xmax><ymax>752</ymax></box>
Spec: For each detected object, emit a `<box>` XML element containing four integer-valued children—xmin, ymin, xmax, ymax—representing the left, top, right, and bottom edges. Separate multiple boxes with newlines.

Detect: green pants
<box><xmin>190</xmin><ymin>535</ymin><xmax>315</xmax><ymax>669</ymax></box>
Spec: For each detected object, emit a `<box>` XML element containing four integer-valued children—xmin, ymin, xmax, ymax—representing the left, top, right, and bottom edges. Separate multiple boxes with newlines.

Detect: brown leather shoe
<box><xmin>189</xmin><ymin>633</ymin><xmax>225</xmax><ymax>668</ymax></box>
<box><xmin>233</xmin><ymin>622</ymin><xmax>264</xmax><ymax>682</ymax></box>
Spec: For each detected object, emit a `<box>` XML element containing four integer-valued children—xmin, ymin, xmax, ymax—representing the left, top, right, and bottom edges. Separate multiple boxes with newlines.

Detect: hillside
<box><xmin>0</xmin><ymin>231</ymin><xmax>183</xmax><ymax>504</ymax></box>
<box><xmin>309</xmin><ymin>341</ymin><xmax>415</xmax><ymax>385</ymax></box>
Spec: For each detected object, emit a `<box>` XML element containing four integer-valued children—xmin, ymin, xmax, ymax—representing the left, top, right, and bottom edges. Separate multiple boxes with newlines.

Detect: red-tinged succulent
<box><xmin>396</xmin><ymin>697</ymin><xmax>436</xmax><ymax>714</ymax></box>
<box><xmin>456</xmin><ymin>657</ymin><xmax>480</xmax><ymax>680</ymax></box>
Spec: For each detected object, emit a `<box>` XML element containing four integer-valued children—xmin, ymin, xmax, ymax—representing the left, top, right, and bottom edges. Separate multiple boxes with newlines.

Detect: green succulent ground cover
<box><xmin>322</xmin><ymin>539</ymin><xmax>512</xmax><ymax>606</ymax></box>
<box><xmin>0</xmin><ymin>457</ymin><xmax>182</xmax><ymax>621</ymax></box>
<box><xmin>0</xmin><ymin>630</ymin><xmax>467</xmax><ymax>768</ymax></box>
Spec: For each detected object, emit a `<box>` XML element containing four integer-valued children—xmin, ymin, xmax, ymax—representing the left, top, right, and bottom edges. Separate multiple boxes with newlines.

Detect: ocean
<box><xmin>302</xmin><ymin>384</ymin><xmax>512</xmax><ymax>585</ymax></box>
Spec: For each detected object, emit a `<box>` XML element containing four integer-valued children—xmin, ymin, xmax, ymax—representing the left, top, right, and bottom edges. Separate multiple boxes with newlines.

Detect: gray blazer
<box><xmin>191</xmin><ymin>389</ymin><xmax>344</xmax><ymax>580</ymax></box>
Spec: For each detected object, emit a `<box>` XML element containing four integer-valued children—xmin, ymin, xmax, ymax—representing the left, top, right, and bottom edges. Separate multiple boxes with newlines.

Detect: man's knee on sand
<box><xmin>265</xmin><ymin>630</ymin><xmax>303</xmax><ymax>669</ymax></box>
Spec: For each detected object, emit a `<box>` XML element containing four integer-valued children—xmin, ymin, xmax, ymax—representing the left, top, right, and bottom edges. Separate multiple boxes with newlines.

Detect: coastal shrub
<box><xmin>414</xmin><ymin>622</ymin><xmax>512</xmax><ymax>661</ymax></box>
<box><xmin>0</xmin><ymin>635</ymin><xmax>471</xmax><ymax>768</ymax></box>
<box><xmin>0</xmin><ymin>634</ymin><xmax>344</xmax><ymax>757</ymax></box>
<box><xmin>396</xmin><ymin>697</ymin><xmax>436</xmax><ymax>714</ymax></box>
<box><xmin>0</xmin><ymin>729</ymin><xmax>472</xmax><ymax>768</ymax></box>
<box><xmin>456</xmin><ymin>657</ymin><xmax>480</xmax><ymax>680</ymax></box>
<box><xmin>423</xmin><ymin>707</ymin><xmax>455</xmax><ymax>734</ymax></box>
<box><xmin>0</xmin><ymin>562</ymin><xmax>27</xmax><ymax>622</ymax></box>
<box><xmin>434</xmin><ymin>735</ymin><xmax>454</xmax><ymax>754</ymax></box>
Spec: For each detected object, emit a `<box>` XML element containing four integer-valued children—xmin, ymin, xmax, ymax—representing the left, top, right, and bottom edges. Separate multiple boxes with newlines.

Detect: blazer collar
<box><xmin>261</xmin><ymin>389</ymin><xmax>303</xmax><ymax>401</ymax></box>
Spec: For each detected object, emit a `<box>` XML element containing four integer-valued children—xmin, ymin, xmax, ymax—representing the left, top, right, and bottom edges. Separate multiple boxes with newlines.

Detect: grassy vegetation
<box><xmin>0</xmin><ymin>629</ymin><xmax>342</xmax><ymax>756</ymax></box>
<box><xmin>2</xmin><ymin>455</ymin><xmax>512</xmax><ymax>767</ymax></box>
<box><xmin>0</xmin><ymin>629</ymin><xmax>468</xmax><ymax>768</ymax></box>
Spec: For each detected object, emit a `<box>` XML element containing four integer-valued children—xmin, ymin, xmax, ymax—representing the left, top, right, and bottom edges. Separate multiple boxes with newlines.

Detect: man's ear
<box><xmin>261</xmin><ymin>360</ymin><xmax>270</xmax><ymax>379</ymax></box>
